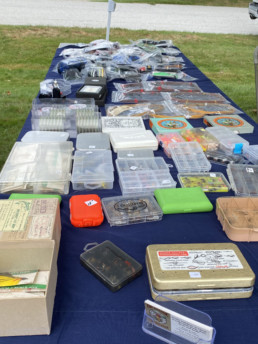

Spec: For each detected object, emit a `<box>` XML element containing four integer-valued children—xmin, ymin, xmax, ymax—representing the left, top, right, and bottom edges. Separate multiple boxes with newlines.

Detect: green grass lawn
<box><xmin>0</xmin><ymin>25</ymin><xmax>257</xmax><ymax>169</ymax></box>
<box><xmin>93</xmin><ymin>0</ymin><xmax>248</xmax><ymax>7</ymax></box>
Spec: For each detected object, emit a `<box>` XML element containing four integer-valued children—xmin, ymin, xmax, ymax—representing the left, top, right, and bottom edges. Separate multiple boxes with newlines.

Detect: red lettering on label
<box><xmin>158</xmin><ymin>251</ymin><xmax>189</xmax><ymax>257</ymax></box>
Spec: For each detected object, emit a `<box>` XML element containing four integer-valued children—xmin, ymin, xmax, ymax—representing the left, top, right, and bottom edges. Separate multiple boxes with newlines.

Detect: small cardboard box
<box><xmin>0</xmin><ymin>241</ymin><xmax>58</xmax><ymax>336</ymax></box>
<box><xmin>0</xmin><ymin>198</ymin><xmax>61</xmax><ymax>336</ymax></box>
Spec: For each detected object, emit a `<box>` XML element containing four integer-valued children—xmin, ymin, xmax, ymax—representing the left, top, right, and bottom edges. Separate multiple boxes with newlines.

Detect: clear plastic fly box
<box><xmin>115</xmin><ymin>157</ymin><xmax>176</xmax><ymax>195</ymax></box>
<box><xmin>227</xmin><ymin>164</ymin><xmax>258</xmax><ymax>196</ymax></box>
<box><xmin>243</xmin><ymin>145</ymin><xmax>258</xmax><ymax>165</ymax></box>
<box><xmin>0</xmin><ymin>141</ymin><xmax>73</xmax><ymax>194</ymax></box>
<box><xmin>71</xmin><ymin>150</ymin><xmax>114</xmax><ymax>190</ymax></box>
<box><xmin>168</xmin><ymin>142</ymin><xmax>211</xmax><ymax>173</ymax></box>
<box><xmin>102</xmin><ymin>194</ymin><xmax>163</xmax><ymax>226</ymax></box>
<box><xmin>206</xmin><ymin>127</ymin><xmax>249</xmax><ymax>155</ymax></box>
<box><xmin>31</xmin><ymin>98</ymin><xmax>100</xmax><ymax>138</ymax></box>
<box><xmin>180</xmin><ymin>128</ymin><xmax>219</xmax><ymax>152</ymax></box>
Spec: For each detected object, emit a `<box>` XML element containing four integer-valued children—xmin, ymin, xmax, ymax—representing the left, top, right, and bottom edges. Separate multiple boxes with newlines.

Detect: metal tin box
<box><xmin>146</xmin><ymin>243</ymin><xmax>255</xmax><ymax>301</ymax></box>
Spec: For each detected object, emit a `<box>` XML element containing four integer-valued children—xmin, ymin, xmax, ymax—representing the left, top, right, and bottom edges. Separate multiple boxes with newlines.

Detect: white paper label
<box><xmin>130</xmin><ymin>166</ymin><xmax>138</xmax><ymax>171</ymax></box>
<box><xmin>246</xmin><ymin>167</ymin><xmax>254</xmax><ymax>173</ymax></box>
<box><xmin>189</xmin><ymin>271</ymin><xmax>201</xmax><ymax>278</ymax></box>
<box><xmin>85</xmin><ymin>200</ymin><xmax>98</xmax><ymax>206</ymax></box>
<box><xmin>170</xmin><ymin>312</ymin><xmax>213</xmax><ymax>342</ymax></box>
<box><xmin>209</xmin><ymin>173</ymin><xmax>216</xmax><ymax>177</ymax></box>
<box><xmin>144</xmin><ymin>300</ymin><xmax>213</xmax><ymax>343</ymax></box>
<box><xmin>157</xmin><ymin>249</ymin><xmax>243</xmax><ymax>271</ymax></box>
<box><xmin>161</xmin><ymin>179</ymin><xmax>171</xmax><ymax>184</ymax></box>
<box><xmin>127</xmin><ymin>153</ymin><xmax>134</xmax><ymax>157</ymax></box>
<box><xmin>89</xmin><ymin>145</ymin><xmax>96</xmax><ymax>149</ymax></box>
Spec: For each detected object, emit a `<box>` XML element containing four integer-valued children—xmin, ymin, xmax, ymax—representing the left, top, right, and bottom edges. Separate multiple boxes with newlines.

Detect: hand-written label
<box><xmin>85</xmin><ymin>200</ymin><xmax>98</xmax><ymax>206</ymax></box>
<box><xmin>157</xmin><ymin>249</ymin><xmax>243</xmax><ymax>270</ymax></box>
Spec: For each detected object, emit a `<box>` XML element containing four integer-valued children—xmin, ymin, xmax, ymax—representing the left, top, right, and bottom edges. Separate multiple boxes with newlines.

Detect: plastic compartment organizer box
<box><xmin>227</xmin><ymin>164</ymin><xmax>258</xmax><ymax>196</ymax></box>
<box><xmin>116</xmin><ymin>157</ymin><xmax>176</xmax><ymax>195</ymax></box>
<box><xmin>168</xmin><ymin>142</ymin><xmax>211</xmax><ymax>172</ymax></box>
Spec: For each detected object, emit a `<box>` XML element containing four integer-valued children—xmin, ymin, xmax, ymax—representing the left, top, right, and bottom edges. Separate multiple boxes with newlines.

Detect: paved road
<box><xmin>0</xmin><ymin>0</ymin><xmax>257</xmax><ymax>35</ymax></box>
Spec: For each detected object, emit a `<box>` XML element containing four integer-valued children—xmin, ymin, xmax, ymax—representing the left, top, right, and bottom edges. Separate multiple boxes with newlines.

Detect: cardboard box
<box><xmin>0</xmin><ymin>198</ymin><xmax>61</xmax><ymax>336</ymax></box>
<box><xmin>0</xmin><ymin>241</ymin><xmax>57</xmax><ymax>336</ymax></box>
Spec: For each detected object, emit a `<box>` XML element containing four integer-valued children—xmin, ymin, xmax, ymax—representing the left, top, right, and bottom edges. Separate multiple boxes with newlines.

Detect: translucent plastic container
<box><xmin>227</xmin><ymin>164</ymin><xmax>258</xmax><ymax>196</ymax></box>
<box><xmin>76</xmin><ymin>132</ymin><xmax>110</xmax><ymax>150</ymax></box>
<box><xmin>71</xmin><ymin>150</ymin><xmax>114</xmax><ymax>190</ymax></box>
<box><xmin>21</xmin><ymin>131</ymin><xmax>69</xmax><ymax>143</ymax></box>
<box><xmin>243</xmin><ymin>145</ymin><xmax>258</xmax><ymax>165</ymax></box>
<box><xmin>0</xmin><ymin>142</ymin><xmax>73</xmax><ymax>194</ymax></box>
<box><xmin>206</xmin><ymin>127</ymin><xmax>249</xmax><ymax>154</ymax></box>
<box><xmin>101</xmin><ymin>116</ymin><xmax>145</xmax><ymax>134</ymax></box>
<box><xmin>156</xmin><ymin>132</ymin><xmax>185</xmax><ymax>158</ymax></box>
<box><xmin>80</xmin><ymin>241</ymin><xmax>142</xmax><ymax>290</ymax></box>
<box><xmin>168</xmin><ymin>142</ymin><xmax>211</xmax><ymax>172</ymax></box>
<box><xmin>178</xmin><ymin>172</ymin><xmax>231</xmax><ymax>192</ymax></box>
<box><xmin>31</xmin><ymin>98</ymin><xmax>100</xmax><ymax>138</ymax></box>
<box><xmin>101</xmin><ymin>194</ymin><xmax>163</xmax><ymax>226</ymax></box>
<box><xmin>143</xmin><ymin>296</ymin><xmax>216</xmax><ymax>344</ymax></box>
<box><xmin>110</xmin><ymin>130</ymin><xmax>158</xmax><ymax>152</ymax></box>
<box><xmin>216</xmin><ymin>197</ymin><xmax>258</xmax><ymax>241</ymax></box>
<box><xmin>116</xmin><ymin>157</ymin><xmax>176</xmax><ymax>195</ymax></box>
<box><xmin>180</xmin><ymin>128</ymin><xmax>219</xmax><ymax>151</ymax></box>
<box><xmin>117</xmin><ymin>149</ymin><xmax>154</xmax><ymax>159</ymax></box>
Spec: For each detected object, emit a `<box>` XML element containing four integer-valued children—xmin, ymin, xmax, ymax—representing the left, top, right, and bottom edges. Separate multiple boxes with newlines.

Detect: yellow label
<box><xmin>0</xmin><ymin>200</ymin><xmax>32</xmax><ymax>232</ymax></box>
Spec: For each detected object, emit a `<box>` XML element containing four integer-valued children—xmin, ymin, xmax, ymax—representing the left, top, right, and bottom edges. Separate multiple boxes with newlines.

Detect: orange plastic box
<box><xmin>69</xmin><ymin>194</ymin><xmax>104</xmax><ymax>227</ymax></box>
<box><xmin>216</xmin><ymin>197</ymin><xmax>258</xmax><ymax>241</ymax></box>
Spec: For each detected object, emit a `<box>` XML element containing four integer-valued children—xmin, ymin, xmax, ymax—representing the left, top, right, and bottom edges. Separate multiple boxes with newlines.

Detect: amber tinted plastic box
<box><xmin>216</xmin><ymin>197</ymin><xmax>258</xmax><ymax>241</ymax></box>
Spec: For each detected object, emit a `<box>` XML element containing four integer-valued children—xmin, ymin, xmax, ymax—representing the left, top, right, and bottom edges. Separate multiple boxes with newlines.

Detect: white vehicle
<box><xmin>249</xmin><ymin>1</ymin><xmax>258</xmax><ymax>19</ymax></box>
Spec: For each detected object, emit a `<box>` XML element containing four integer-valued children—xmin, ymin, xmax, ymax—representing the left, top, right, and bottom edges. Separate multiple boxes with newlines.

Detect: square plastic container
<box><xmin>205</xmin><ymin>149</ymin><xmax>248</xmax><ymax>166</ymax></box>
<box><xmin>0</xmin><ymin>142</ymin><xmax>73</xmax><ymax>194</ymax></box>
<box><xmin>180</xmin><ymin>127</ymin><xmax>219</xmax><ymax>151</ymax></box>
<box><xmin>168</xmin><ymin>142</ymin><xmax>211</xmax><ymax>172</ymax></box>
<box><xmin>80</xmin><ymin>241</ymin><xmax>142</xmax><ymax>291</ymax></box>
<box><xmin>227</xmin><ymin>164</ymin><xmax>258</xmax><ymax>196</ymax></box>
<box><xmin>243</xmin><ymin>145</ymin><xmax>258</xmax><ymax>164</ymax></box>
<box><xmin>206</xmin><ymin>127</ymin><xmax>249</xmax><ymax>155</ymax></box>
<box><xmin>101</xmin><ymin>116</ymin><xmax>145</xmax><ymax>134</ymax></box>
<box><xmin>110</xmin><ymin>130</ymin><xmax>158</xmax><ymax>152</ymax></box>
<box><xmin>143</xmin><ymin>297</ymin><xmax>216</xmax><ymax>344</ymax></box>
<box><xmin>71</xmin><ymin>150</ymin><xmax>114</xmax><ymax>190</ymax></box>
<box><xmin>216</xmin><ymin>197</ymin><xmax>258</xmax><ymax>241</ymax></box>
<box><xmin>117</xmin><ymin>149</ymin><xmax>154</xmax><ymax>159</ymax></box>
<box><xmin>76</xmin><ymin>132</ymin><xmax>110</xmax><ymax>150</ymax></box>
<box><xmin>101</xmin><ymin>194</ymin><xmax>163</xmax><ymax>226</ymax></box>
<box><xmin>178</xmin><ymin>172</ymin><xmax>231</xmax><ymax>192</ymax></box>
<box><xmin>31</xmin><ymin>98</ymin><xmax>100</xmax><ymax>138</ymax></box>
<box><xmin>21</xmin><ymin>131</ymin><xmax>69</xmax><ymax>143</ymax></box>
<box><xmin>116</xmin><ymin>157</ymin><xmax>176</xmax><ymax>195</ymax></box>
<box><xmin>156</xmin><ymin>132</ymin><xmax>185</xmax><ymax>158</ymax></box>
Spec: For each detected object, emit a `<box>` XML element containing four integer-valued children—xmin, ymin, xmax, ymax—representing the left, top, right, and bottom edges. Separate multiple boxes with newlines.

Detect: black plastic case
<box><xmin>80</xmin><ymin>241</ymin><xmax>143</xmax><ymax>292</ymax></box>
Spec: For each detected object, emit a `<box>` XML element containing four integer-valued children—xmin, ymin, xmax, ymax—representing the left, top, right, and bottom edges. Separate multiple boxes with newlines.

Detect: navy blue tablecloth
<box><xmin>1</xmin><ymin>45</ymin><xmax>258</xmax><ymax>344</ymax></box>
